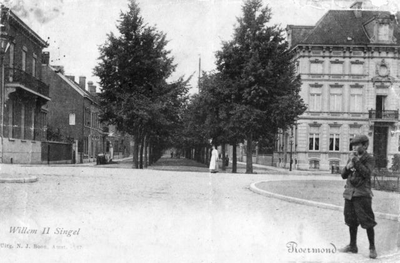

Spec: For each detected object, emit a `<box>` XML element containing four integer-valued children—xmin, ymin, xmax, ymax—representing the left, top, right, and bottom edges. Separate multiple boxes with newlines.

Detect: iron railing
<box><xmin>369</xmin><ymin>110</ymin><xmax>399</xmax><ymax>120</ymax></box>
<box><xmin>5</xmin><ymin>67</ymin><xmax>49</xmax><ymax>98</ymax></box>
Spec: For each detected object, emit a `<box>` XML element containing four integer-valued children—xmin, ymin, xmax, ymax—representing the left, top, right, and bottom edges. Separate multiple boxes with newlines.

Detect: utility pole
<box><xmin>198</xmin><ymin>55</ymin><xmax>201</xmax><ymax>93</ymax></box>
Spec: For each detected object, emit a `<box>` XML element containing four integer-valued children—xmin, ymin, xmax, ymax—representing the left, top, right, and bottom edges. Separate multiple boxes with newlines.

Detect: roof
<box><xmin>1</xmin><ymin>6</ymin><xmax>48</xmax><ymax>48</ymax></box>
<box><xmin>289</xmin><ymin>10</ymin><xmax>400</xmax><ymax>47</ymax></box>
<box><xmin>48</xmin><ymin>65</ymin><xmax>98</xmax><ymax>104</ymax></box>
<box><xmin>287</xmin><ymin>25</ymin><xmax>314</xmax><ymax>47</ymax></box>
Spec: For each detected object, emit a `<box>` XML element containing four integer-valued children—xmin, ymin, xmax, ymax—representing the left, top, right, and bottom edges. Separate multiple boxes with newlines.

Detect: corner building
<box><xmin>0</xmin><ymin>6</ymin><xmax>49</xmax><ymax>163</ymax></box>
<box><xmin>282</xmin><ymin>2</ymin><xmax>400</xmax><ymax>170</ymax></box>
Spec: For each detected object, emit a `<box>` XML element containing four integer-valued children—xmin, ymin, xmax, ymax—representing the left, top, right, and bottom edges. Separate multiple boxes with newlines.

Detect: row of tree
<box><xmin>94</xmin><ymin>0</ymin><xmax>190</xmax><ymax>168</ymax></box>
<box><xmin>93</xmin><ymin>0</ymin><xmax>306</xmax><ymax>172</ymax></box>
<box><xmin>180</xmin><ymin>0</ymin><xmax>306</xmax><ymax>173</ymax></box>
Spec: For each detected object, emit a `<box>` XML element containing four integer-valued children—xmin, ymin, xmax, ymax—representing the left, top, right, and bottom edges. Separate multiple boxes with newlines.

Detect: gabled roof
<box><xmin>48</xmin><ymin>65</ymin><xmax>98</xmax><ymax>104</ymax></box>
<box><xmin>290</xmin><ymin>10</ymin><xmax>400</xmax><ymax>46</ymax></box>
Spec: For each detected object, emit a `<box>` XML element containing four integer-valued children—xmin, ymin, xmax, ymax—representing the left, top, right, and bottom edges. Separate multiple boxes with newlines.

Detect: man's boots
<box><xmin>367</xmin><ymin>228</ymin><xmax>377</xmax><ymax>259</ymax></box>
<box><xmin>339</xmin><ymin>226</ymin><xmax>358</xmax><ymax>253</ymax></box>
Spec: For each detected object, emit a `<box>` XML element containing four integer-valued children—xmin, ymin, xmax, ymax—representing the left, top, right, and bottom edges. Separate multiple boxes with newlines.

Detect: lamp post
<box><xmin>0</xmin><ymin>9</ymin><xmax>10</xmax><ymax>163</ymax></box>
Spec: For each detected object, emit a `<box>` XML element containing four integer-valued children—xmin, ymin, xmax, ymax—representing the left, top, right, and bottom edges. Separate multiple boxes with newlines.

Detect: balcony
<box><xmin>5</xmin><ymin>67</ymin><xmax>50</xmax><ymax>100</ymax></box>
<box><xmin>369</xmin><ymin>110</ymin><xmax>399</xmax><ymax>122</ymax></box>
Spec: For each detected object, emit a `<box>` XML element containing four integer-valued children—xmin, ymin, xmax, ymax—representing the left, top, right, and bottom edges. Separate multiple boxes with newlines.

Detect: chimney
<box><xmin>66</xmin><ymin>75</ymin><xmax>75</xmax><ymax>82</ymax></box>
<box><xmin>87</xmin><ymin>81</ymin><xmax>97</xmax><ymax>94</ymax></box>
<box><xmin>79</xmin><ymin>76</ymin><xmax>86</xmax><ymax>90</ymax></box>
<box><xmin>52</xmin><ymin>65</ymin><xmax>64</xmax><ymax>74</ymax></box>
<box><xmin>42</xmin><ymin>51</ymin><xmax>50</xmax><ymax>65</ymax></box>
<box><xmin>351</xmin><ymin>1</ymin><xmax>363</xmax><ymax>18</ymax></box>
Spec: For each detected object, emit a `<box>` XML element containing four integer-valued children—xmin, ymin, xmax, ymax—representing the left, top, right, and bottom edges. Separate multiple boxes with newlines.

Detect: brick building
<box><xmin>275</xmin><ymin>1</ymin><xmax>400</xmax><ymax>170</ymax></box>
<box><xmin>41</xmin><ymin>60</ymin><xmax>107</xmax><ymax>163</ymax></box>
<box><xmin>0</xmin><ymin>6</ymin><xmax>49</xmax><ymax>163</ymax></box>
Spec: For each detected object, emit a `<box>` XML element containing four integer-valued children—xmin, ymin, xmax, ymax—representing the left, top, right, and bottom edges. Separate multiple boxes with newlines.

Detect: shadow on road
<box><xmin>147</xmin><ymin>156</ymin><xmax>286</xmax><ymax>174</ymax></box>
<box><xmin>149</xmin><ymin>157</ymin><xmax>209</xmax><ymax>173</ymax></box>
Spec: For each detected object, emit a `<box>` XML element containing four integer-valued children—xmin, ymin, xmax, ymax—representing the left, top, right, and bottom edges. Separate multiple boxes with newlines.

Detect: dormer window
<box><xmin>378</xmin><ymin>24</ymin><xmax>389</xmax><ymax>41</ymax></box>
<box><xmin>364</xmin><ymin>14</ymin><xmax>397</xmax><ymax>44</ymax></box>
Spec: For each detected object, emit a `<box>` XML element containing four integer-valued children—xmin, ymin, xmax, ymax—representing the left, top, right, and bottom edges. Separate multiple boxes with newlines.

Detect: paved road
<box><xmin>0</xmin><ymin>157</ymin><xmax>399</xmax><ymax>263</ymax></box>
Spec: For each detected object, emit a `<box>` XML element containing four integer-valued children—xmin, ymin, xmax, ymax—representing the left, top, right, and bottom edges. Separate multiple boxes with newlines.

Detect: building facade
<box><xmin>41</xmin><ymin>61</ymin><xmax>107</xmax><ymax>163</ymax></box>
<box><xmin>0</xmin><ymin>6</ymin><xmax>49</xmax><ymax>163</ymax></box>
<box><xmin>275</xmin><ymin>2</ymin><xmax>400</xmax><ymax>170</ymax></box>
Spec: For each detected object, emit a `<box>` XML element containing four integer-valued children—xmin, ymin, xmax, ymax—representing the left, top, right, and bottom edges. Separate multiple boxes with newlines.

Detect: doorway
<box><xmin>373</xmin><ymin>126</ymin><xmax>388</xmax><ymax>169</ymax></box>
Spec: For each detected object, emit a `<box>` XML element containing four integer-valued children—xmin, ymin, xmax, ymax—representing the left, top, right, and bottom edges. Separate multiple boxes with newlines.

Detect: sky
<box><xmin>1</xmin><ymin>0</ymin><xmax>398</xmax><ymax>93</ymax></box>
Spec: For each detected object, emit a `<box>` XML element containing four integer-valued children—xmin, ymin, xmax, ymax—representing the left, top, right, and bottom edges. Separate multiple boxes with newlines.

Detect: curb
<box><xmin>0</xmin><ymin>176</ymin><xmax>38</xmax><ymax>183</ymax></box>
<box><xmin>250</xmin><ymin>180</ymin><xmax>400</xmax><ymax>222</ymax></box>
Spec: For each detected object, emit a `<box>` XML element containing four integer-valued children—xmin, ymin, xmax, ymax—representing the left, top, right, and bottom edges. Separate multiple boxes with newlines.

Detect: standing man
<box><xmin>339</xmin><ymin>134</ymin><xmax>377</xmax><ymax>259</ymax></box>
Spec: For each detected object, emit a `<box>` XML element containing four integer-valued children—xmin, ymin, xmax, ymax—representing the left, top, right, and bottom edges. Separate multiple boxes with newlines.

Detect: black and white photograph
<box><xmin>0</xmin><ymin>0</ymin><xmax>399</xmax><ymax>262</ymax></box>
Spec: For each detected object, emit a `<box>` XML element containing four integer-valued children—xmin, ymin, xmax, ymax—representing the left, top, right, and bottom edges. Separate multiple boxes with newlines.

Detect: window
<box><xmin>310</xmin><ymin>62</ymin><xmax>323</xmax><ymax>74</ymax></box>
<box><xmin>9</xmin><ymin>43</ymin><xmax>14</xmax><ymax>68</ymax></box>
<box><xmin>309</xmin><ymin>160</ymin><xmax>320</xmax><ymax>169</ymax></box>
<box><xmin>69</xmin><ymin>113</ymin><xmax>76</xmax><ymax>125</ymax></box>
<box><xmin>329</xmin><ymin>134</ymin><xmax>340</xmax><ymax>151</ymax></box>
<box><xmin>350</xmin><ymin>87</ymin><xmax>363</xmax><ymax>112</ymax></box>
<box><xmin>330</xmin><ymin>62</ymin><xmax>343</xmax><ymax>74</ymax></box>
<box><xmin>32</xmin><ymin>56</ymin><xmax>37</xmax><ymax>77</ymax></box>
<box><xmin>378</xmin><ymin>24</ymin><xmax>390</xmax><ymax>41</ymax></box>
<box><xmin>22</xmin><ymin>50</ymin><xmax>27</xmax><ymax>71</ymax></box>
<box><xmin>330</xmin><ymin>88</ymin><xmax>342</xmax><ymax>111</ymax></box>
<box><xmin>309</xmin><ymin>93</ymin><xmax>321</xmax><ymax>111</ymax></box>
<box><xmin>351</xmin><ymin>63</ymin><xmax>363</xmax><ymax>75</ymax></box>
<box><xmin>309</xmin><ymin>85</ymin><xmax>322</xmax><ymax>111</ymax></box>
<box><xmin>330</xmin><ymin>94</ymin><xmax>342</xmax><ymax>111</ymax></box>
<box><xmin>349</xmin><ymin>134</ymin><xmax>356</xmax><ymax>150</ymax></box>
<box><xmin>309</xmin><ymin>133</ymin><xmax>319</xmax><ymax>151</ymax></box>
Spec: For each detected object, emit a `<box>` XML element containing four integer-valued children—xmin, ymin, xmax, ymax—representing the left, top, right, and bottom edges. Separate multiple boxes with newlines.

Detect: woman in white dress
<box><xmin>209</xmin><ymin>145</ymin><xmax>219</xmax><ymax>173</ymax></box>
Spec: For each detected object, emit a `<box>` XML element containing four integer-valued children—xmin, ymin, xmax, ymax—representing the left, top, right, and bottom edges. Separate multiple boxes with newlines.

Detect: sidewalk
<box><xmin>0</xmin><ymin>156</ymin><xmax>133</xmax><ymax>183</ymax></box>
<box><xmin>236</xmin><ymin>161</ymin><xmax>333</xmax><ymax>175</ymax></box>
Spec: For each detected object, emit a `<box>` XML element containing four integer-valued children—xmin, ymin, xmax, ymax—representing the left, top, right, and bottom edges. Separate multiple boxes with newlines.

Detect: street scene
<box><xmin>1</xmin><ymin>0</ymin><xmax>400</xmax><ymax>262</ymax></box>
<box><xmin>0</xmin><ymin>156</ymin><xmax>399</xmax><ymax>263</ymax></box>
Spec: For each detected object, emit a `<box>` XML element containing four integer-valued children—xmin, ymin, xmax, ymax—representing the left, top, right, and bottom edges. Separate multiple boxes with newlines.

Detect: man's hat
<box><xmin>350</xmin><ymin>134</ymin><xmax>369</xmax><ymax>145</ymax></box>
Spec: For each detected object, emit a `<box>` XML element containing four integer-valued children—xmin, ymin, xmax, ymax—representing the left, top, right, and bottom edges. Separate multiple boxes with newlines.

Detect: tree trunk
<box><xmin>139</xmin><ymin>136</ymin><xmax>144</xmax><ymax>169</ymax></box>
<box><xmin>246</xmin><ymin>134</ymin><xmax>253</xmax><ymax>174</ymax></box>
<box><xmin>144</xmin><ymin>136</ymin><xmax>148</xmax><ymax>168</ymax></box>
<box><xmin>232</xmin><ymin>141</ymin><xmax>237</xmax><ymax>173</ymax></box>
<box><xmin>149</xmin><ymin>144</ymin><xmax>153</xmax><ymax>165</ymax></box>
<box><xmin>221</xmin><ymin>143</ymin><xmax>226</xmax><ymax>171</ymax></box>
<box><xmin>133</xmin><ymin>136</ymin><xmax>139</xmax><ymax>169</ymax></box>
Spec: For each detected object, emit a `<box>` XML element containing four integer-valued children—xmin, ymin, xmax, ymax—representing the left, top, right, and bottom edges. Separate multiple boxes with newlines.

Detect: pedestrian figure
<box><xmin>339</xmin><ymin>134</ymin><xmax>377</xmax><ymax>259</ymax></box>
<box><xmin>209</xmin><ymin>145</ymin><xmax>219</xmax><ymax>173</ymax></box>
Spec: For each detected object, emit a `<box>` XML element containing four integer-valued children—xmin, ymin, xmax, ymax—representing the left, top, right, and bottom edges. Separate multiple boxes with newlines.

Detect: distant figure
<box><xmin>209</xmin><ymin>145</ymin><xmax>219</xmax><ymax>173</ymax></box>
<box><xmin>171</xmin><ymin>151</ymin><xmax>174</xmax><ymax>158</ymax></box>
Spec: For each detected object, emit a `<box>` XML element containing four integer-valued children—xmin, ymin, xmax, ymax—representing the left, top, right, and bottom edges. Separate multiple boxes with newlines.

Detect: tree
<box><xmin>94</xmin><ymin>0</ymin><xmax>189</xmax><ymax>168</ymax></box>
<box><xmin>216</xmin><ymin>0</ymin><xmax>306</xmax><ymax>173</ymax></box>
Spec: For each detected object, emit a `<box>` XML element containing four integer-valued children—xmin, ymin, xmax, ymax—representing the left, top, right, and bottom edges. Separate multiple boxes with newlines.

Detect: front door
<box><xmin>373</xmin><ymin>126</ymin><xmax>388</xmax><ymax>168</ymax></box>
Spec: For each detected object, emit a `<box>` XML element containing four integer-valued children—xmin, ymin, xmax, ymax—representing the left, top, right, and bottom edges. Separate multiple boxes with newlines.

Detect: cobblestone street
<box><xmin>0</xmin><ymin>157</ymin><xmax>399</xmax><ymax>263</ymax></box>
